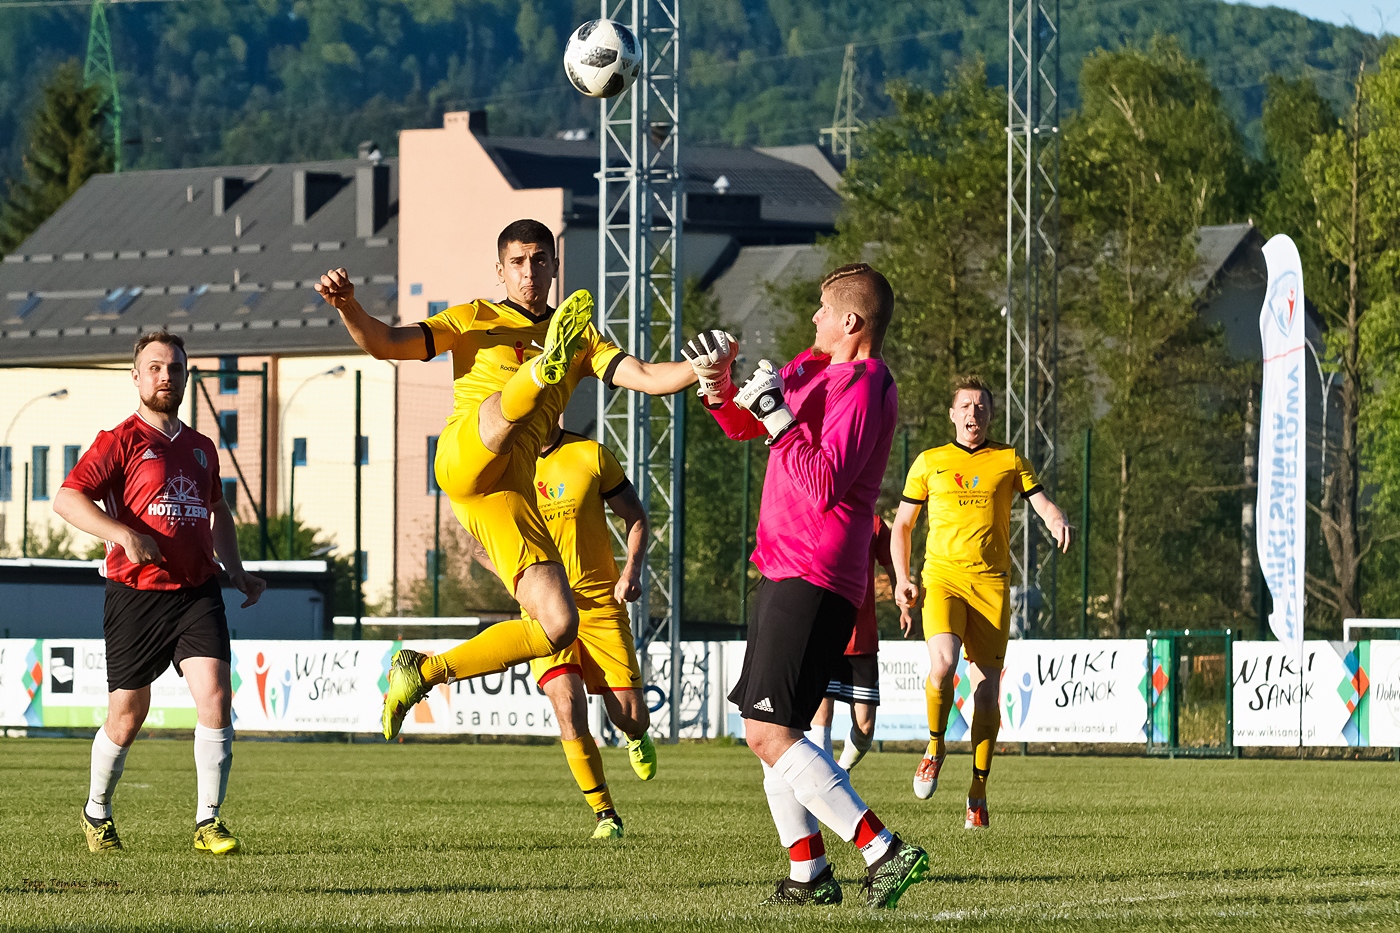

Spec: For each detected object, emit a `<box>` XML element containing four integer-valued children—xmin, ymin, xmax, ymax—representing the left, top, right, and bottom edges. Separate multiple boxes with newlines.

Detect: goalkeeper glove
<box><xmin>681</xmin><ymin>329</ymin><xmax>738</xmax><ymax>400</ymax></box>
<box><xmin>734</xmin><ymin>360</ymin><xmax>796</xmax><ymax>445</ymax></box>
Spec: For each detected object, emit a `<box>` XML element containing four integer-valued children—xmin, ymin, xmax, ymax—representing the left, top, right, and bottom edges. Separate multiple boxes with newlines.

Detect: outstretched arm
<box><xmin>609</xmin><ymin>356</ymin><xmax>698</xmax><ymax>396</ymax></box>
<box><xmin>316</xmin><ymin>268</ymin><xmax>430</xmax><ymax>361</ymax></box>
<box><xmin>1028</xmin><ymin>490</ymin><xmax>1073</xmax><ymax>552</ymax></box>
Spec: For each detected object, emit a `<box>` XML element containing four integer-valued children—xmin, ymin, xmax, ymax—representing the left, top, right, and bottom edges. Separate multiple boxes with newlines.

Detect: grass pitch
<box><xmin>3</xmin><ymin>738</ymin><xmax>1399</xmax><ymax>931</ymax></box>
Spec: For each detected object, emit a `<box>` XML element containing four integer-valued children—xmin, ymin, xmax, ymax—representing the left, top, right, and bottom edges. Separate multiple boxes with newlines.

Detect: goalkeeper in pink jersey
<box><xmin>681</xmin><ymin>263</ymin><xmax>928</xmax><ymax>909</ymax></box>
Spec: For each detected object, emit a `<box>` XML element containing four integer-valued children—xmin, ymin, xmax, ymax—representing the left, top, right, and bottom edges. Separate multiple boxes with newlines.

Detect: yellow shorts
<box><xmin>922</xmin><ymin>572</ymin><xmax>1011</xmax><ymax>668</ymax></box>
<box><xmin>436</xmin><ymin>409</ymin><xmax>560</xmax><ymax>597</ymax></box>
<box><xmin>530</xmin><ymin>592</ymin><xmax>644</xmax><ymax>694</ymax></box>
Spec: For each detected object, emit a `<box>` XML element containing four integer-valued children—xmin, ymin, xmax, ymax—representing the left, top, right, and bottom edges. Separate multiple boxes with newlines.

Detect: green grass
<box><xmin>3</xmin><ymin>738</ymin><xmax>1400</xmax><ymax>931</ymax></box>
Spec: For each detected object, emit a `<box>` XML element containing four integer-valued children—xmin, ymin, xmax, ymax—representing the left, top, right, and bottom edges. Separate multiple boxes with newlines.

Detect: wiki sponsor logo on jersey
<box><xmin>953</xmin><ymin>473</ymin><xmax>980</xmax><ymax>490</ymax></box>
<box><xmin>145</xmin><ymin>472</ymin><xmax>209</xmax><ymax>522</ymax></box>
<box><xmin>537</xmin><ymin>480</ymin><xmax>565</xmax><ymax>499</ymax></box>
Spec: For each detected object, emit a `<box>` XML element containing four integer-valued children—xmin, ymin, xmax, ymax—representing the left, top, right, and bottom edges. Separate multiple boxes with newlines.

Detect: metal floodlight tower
<box><xmin>596</xmin><ymin>0</ymin><xmax>684</xmax><ymax>741</ymax></box>
<box><xmin>84</xmin><ymin>0</ymin><xmax>122</xmax><ymax>173</ymax></box>
<box><xmin>1005</xmin><ymin>0</ymin><xmax>1060</xmax><ymax>635</ymax></box>
<box><xmin>819</xmin><ymin>44</ymin><xmax>864</xmax><ymax>166</ymax></box>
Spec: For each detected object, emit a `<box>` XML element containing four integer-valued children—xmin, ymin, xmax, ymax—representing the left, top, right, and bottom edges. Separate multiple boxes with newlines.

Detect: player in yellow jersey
<box><xmin>890</xmin><ymin>374</ymin><xmax>1071</xmax><ymax>829</ymax></box>
<box><xmin>527</xmin><ymin>420</ymin><xmax>654</xmax><ymax>840</ymax></box>
<box><xmin>314</xmin><ymin>219</ymin><xmax>719</xmax><ymax>740</ymax></box>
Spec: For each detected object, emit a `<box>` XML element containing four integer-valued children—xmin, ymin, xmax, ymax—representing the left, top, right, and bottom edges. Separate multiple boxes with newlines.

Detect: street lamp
<box><xmin>279</xmin><ymin>366</ymin><xmax>346</xmax><ymax>558</ymax></box>
<box><xmin>3</xmin><ymin>388</ymin><xmax>68</xmax><ymax>555</ymax></box>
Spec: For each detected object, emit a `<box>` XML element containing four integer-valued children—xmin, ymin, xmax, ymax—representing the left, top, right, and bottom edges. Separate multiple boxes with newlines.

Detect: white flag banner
<box><xmin>1257</xmin><ymin>234</ymin><xmax>1306</xmax><ymax>653</ymax></box>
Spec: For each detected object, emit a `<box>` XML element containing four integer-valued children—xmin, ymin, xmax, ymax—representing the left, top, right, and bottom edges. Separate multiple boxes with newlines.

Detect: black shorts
<box><xmin>825</xmin><ymin>653</ymin><xmax>880</xmax><ymax>706</ymax></box>
<box><xmin>103</xmin><ymin>576</ymin><xmax>230</xmax><ymax>692</ymax></box>
<box><xmin>729</xmin><ymin>576</ymin><xmax>857</xmax><ymax>730</ymax></box>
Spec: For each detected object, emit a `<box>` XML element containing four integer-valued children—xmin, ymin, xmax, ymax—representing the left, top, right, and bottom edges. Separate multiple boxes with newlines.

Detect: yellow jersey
<box><xmin>902</xmin><ymin>441</ymin><xmax>1042</xmax><ymax>577</ymax></box>
<box><xmin>419</xmin><ymin>298</ymin><xmax>625</xmax><ymax>450</ymax></box>
<box><xmin>535</xmin><ymin>431</ymin><xmax>631</xmax><ymax>598</ymax></box>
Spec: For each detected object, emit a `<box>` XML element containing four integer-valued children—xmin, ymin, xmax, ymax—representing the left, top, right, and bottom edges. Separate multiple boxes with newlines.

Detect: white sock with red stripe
<box><xmin>853</xmin><ymin>809</ymin><xmax>893</xmax><ymax>865</ymax></box>
<box><xmin>762</xmin><ymin>762</ymin><xmax>823</xmax><ymax>879</ymax></box>
<box><xmin>774</xmin><ymin>738</ymin><xmax>888</xmax><ymax>856</ymax></box>
<box><xmin>787</xmin><ymin>831</ymin><xmax>828</xmax><ymax>882</ymax></box>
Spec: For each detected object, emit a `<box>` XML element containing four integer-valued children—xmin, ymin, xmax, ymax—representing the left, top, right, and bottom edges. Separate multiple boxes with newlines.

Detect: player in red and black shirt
<box><xmin>54</xmin><ymin>331</ymin><xmax>264</xmax><ymax>856</ymax></box>
<box><xmin>807</xmin><ymin>514</ymin><xmax>896</xmax><ymax>772</ymax></box>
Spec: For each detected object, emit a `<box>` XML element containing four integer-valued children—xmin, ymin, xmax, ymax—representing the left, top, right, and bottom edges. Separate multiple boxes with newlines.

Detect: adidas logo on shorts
<box><xmin>753</xmin><ymin>697</ymin><xmax>774</xmax><ymax>713</ymax></box>
<box><xmin>141</xmin><ymin>449</ymin><xmax>159</xmax><ymax>460</ymax></box>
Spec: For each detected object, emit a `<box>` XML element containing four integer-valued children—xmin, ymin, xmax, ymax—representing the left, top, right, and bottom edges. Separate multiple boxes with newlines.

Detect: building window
<box><xmin>0</xmin><ymin>447</ymin><xmax>11</xmax><ymax>502</ymax></box>
<box><xmin>356</xmin><ymin>436</ymin><xmax>369</xmax><ymax>466</ymax></box>
<box><xmin>426</xmin><ymin>548</ymin><xmax>441</xmax><ymax>579</ymax></box>
<box><xmin>292</xmin><ymin>437</ymin><xmax>307</xmax><ymax>467</ymax></box>
<box><xmin>427</xmin><ymin>300</ymin><xmax>448</xmax><ymax>315</ymax></box>
<box><xmin>219</xmin><ymin>356</ymin><xmax>239</xmax><ymax>394</ymax></box>
<box><xmin>356</xmin><ymin>550</ymin><xmax>369</xmax><ymax>582</ymax></box>
<box><xmin>217</xmin><ymin>411</ymin><xmax>238</xmax><ymax>449</ymax></box>
<box><xmin>31</xmin><ymin>446</ymin><xmax>49</xmax><ymax>500</ymax></box>
<box><xmin>427</xmin><ymin>435</ymin><xmax>439</xmax><ymax>493</ymax></box>
<box><xmin>222</xmin><ymin>478</ymin><xmax>238</xmax><ymax>510</ymax></box>
<box><xmin>409</xmin><ymin>283</ymin><xmax>422</xmax><ymax>296</ymax></box>
<box><xmin>63</xmin><ymin>445</ymin><xmax>80</xmax><ymax>478</ymax></box>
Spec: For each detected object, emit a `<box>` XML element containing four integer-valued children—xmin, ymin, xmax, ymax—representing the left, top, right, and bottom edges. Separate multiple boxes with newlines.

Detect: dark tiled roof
<box><xmin>0</xmin><ymin>158</ymin><xmax>398</xmax><ymax>365</ymax></box>
<box><xmin>480</xmin><ymin>136</ymin><xmax>842</xmax><ymax>231</ymax></box>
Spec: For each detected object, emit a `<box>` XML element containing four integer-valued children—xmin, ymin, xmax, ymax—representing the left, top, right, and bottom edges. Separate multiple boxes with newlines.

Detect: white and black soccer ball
<box><xmin>563</xmin><ymin>19</ymin><xmax>641</xmax><ymax>99</ymax></box>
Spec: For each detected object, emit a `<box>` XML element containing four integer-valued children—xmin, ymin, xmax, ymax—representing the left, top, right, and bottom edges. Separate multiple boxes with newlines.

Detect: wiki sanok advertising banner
<box><xmin>1256</xmin><ymin>233</ymin><xmax>1306</xmax><ymax>655</ymax></box>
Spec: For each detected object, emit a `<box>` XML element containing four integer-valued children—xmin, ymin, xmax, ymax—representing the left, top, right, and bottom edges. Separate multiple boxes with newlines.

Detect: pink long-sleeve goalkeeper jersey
<box><xmin>708</xmin><ymin>349</ymin><xmax>898</xmax><ymax>608</ymax></box>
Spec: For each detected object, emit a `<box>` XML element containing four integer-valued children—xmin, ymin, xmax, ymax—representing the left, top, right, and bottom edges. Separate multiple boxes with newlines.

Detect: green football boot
<box><xmin>381</xmin><ymin>648</ymin><xmax>430</xmax><ymax>740</ymax></box>
<box><xmin>193</xmin><ymin>817</ymin><xmax>241</xmax><ymax>855</ymax></box>
<box><xmin>533</xmin><ymin>289</ymin><xmax>594</xmax><ymax>386</ymax></box>
<box><xmin>862</xmin><ymin>835</ymin><xmax>928</xmax><ymax>909</ymax></box>
<box><xmin>762</xmin><ymin>866</ymin><xmax>843</xmax><ymax>906</ymax></box>
<box><xmin>627</xmin><ymin>732</ymin><xmax>657</xmax><ymax>781</ymax></box>
<box><xmin>592</xmin><ymin>811</ymin><xmax>624</xmax><ymax>840</ymax></box>
<box><xmin>81</xmin><ymin>812</ymin><xmax>123</xmax><ymax>853</ymax></box>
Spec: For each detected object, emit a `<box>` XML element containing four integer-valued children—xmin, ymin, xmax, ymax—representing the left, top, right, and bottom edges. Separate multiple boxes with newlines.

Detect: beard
<box><xmin>142</xmin><ymin>385</ymin><xmax>184</xmax><ymax>414</ymax></box>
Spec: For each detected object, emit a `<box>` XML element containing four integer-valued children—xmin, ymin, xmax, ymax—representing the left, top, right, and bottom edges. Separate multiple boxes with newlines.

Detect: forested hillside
<box><xmin>0</xmin><ymin>0</ymin><xmax>1380</xmax><ymax>175</ymax></box>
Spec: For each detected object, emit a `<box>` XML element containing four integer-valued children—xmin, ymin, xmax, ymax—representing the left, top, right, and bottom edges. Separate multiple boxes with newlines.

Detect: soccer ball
<box><xmin>563</xmin><ymin>19</ymin><xmax>641</xmax><ymax>99</ymax></box>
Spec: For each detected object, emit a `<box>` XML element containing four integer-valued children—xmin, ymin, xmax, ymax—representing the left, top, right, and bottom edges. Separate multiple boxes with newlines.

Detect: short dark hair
<box><xmin>133</xmin><ymin>329</ymin><xmax>187</xmax><ymax>366</ymax></box>
<box><xmin>497</xmin><ymin>219</ymin><xmax>556</xmax><ymax>258</ymax></box>
<box><xmin>951</xmin><ymin>373</ymin><xmax>995</xmax><ymax>410</ymax></box>
<box><xmin>821</xmin><ymin>263</ymin><xmax>894</xmax><ymax>350</ymax></box>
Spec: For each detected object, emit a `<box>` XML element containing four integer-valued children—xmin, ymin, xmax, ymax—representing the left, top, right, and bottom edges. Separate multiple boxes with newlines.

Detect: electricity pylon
<box><xmin>84</xmin><ymin>0</ymin><xmax>122</xmax><ymax>172</ymax></box>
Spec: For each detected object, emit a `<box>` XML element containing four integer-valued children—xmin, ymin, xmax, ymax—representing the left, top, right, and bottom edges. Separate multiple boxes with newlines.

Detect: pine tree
<box><xmin>0</xmin><ymin>59</ymin><xmax>113</xmax><ymax>254</ymax></box>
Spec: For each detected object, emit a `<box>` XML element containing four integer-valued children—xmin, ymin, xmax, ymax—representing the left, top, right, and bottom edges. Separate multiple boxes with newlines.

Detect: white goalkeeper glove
<box><xmin>680</xmin><ymin>329</ymin><xmax>738</xmax><ymax>401</ymax></box>
<box><xmin>734</xmin><ymin>360</ymin><xmax>796</xmax><ymax>445</ymax></box>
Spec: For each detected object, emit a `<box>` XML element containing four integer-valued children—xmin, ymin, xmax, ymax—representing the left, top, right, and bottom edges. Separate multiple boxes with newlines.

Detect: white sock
<box><xmin>774</xmin><ymin>738</ymin><xmax>869</xmax><ymax>842</ymax></box>
<box><xmin>859</xmin><ymin>823</ymin><xmax>894</xmax><ymax>865</ymax></box>
<box><xmin>839</xmin><ymin>727</ymin><xmax>873</xmax><ymax>770</ymax></box>
<box><xmin>762</xmin><ymin>764</ymin><xmax>827</xmax><ymax>882</ymax></box>
<box><xmin>805</xmin><ymin>725</ymin><xmax>833</xmax><ymax>757</ymax></box>
<box><xmin>85</xmin><ymin>727</ymin><xmax>129</xmax><ymax>822</ymax></box>
<box><xmin>194</xmin><ymin>725</ymin><xmax>234</xmax><ymax>825</ymax></box>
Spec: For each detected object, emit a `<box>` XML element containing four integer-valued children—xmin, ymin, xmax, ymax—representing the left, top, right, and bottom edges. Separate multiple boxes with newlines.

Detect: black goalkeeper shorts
<box><xmin>728</xmin><ymin>576</ymin><xmax>857</xmax><ymax>731</ymax></box>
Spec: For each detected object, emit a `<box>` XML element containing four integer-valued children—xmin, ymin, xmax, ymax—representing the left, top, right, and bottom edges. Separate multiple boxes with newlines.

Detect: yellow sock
<box><xmin>969</xmin><ymin>704</ymin><xmax>998</xmax><ymax>800</ymax></box>
<box><xmin>418</xmin><ymin>619</ymin><xmax>554</xmax><ymax>685</ymax></box>
<box><xmin>925</xmin><ymin>677</ymin><xmax>953</xmax><ymax>759</ymax></box>
<box><xmin>562</xmin><ymin>736</ymin><xmax>614</xmax><ymax>814</ymax></box>
<box><xmin>498</xmin><ymin>362</ymin><xmax>555</xmax><ymax>423</ymax></box>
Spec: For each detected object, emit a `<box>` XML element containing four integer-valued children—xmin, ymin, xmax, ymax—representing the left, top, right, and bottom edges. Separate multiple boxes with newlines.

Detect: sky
<box><xmin>1232</xmin><ymin>0</ymin><xmax>1397</xmax><ymax>33</ymax></box>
